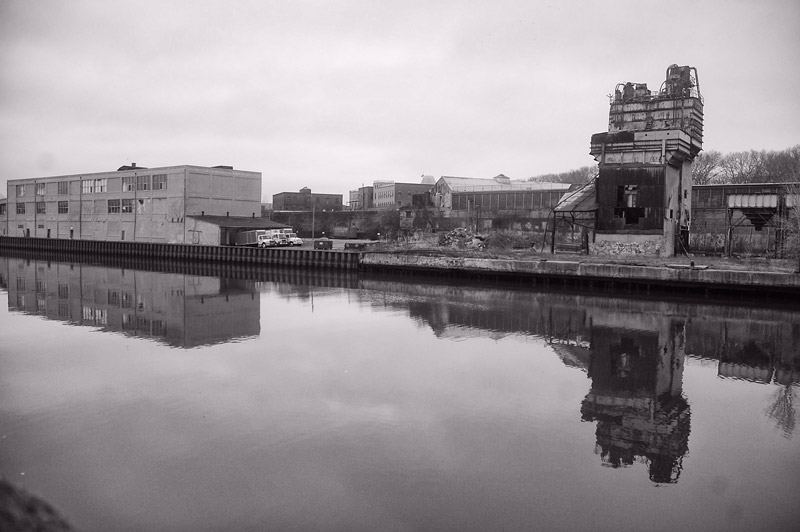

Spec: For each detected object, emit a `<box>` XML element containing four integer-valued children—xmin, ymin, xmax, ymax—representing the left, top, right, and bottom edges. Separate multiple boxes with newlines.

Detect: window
<box><xmin>81</xmin><ymin>180</ymin><xmax>93</xmax><ymax>194</ymax></box>
<box><xmin>58</xmin><ymin>283</ymin><xmax>69</xmax><ymax>299</ymax></box>
<box><xmin>121</xmin><ymin>199</ymin><xmax>134</xmax><ymax>213</ymax></box>
<box><xmin>0</xmin><ymin>204</ymin><xmax>5</xmax><ymax>216</ymax></box>
<box><xmin>16</xmin><ymin>184</ymin><xmax>25</xmax><ymax>197</ymax></box>
<box><xmin>108</xmin><ymin>199</ymin><xmax>121</xmax><ymax>214</ymax></box>
<box><xmin>122</xmin><ymin>176</ymin><xmax>135</xmax><ymax>192</ymax></box>
<box><xmin>618</xmin><ymin>185</ymin><xmax>638</xmax><ymax>207</ymax></box>
<box><xmin>36</xmin><ymin>183</ymin><xmax>46</xmax><ymax>196</ymax></box>
<box><xmin>16</xmin><ymin>203</ymin><xmax>26</xmax><ymax>215</ymax></box>
<box><xmin>94</xmin><ymin>178</ymin><xmax>107</xmax><ymax>193</ymax></box>
<box><xmin>137</xmin><ymin>175</ymin><xmax>151</xmax><ymax>191</ymax></box>
<box><xmin>58</xmin><ymin>201</ymin><xmax>69</xmax><ymax>214</ymax></box>
<box><xmin>36</xmin><ymin>202</ymin><xmax>46</xmax><ymax>214</ymax></box>
<box><xmin>152</xmin><ymin>174</ymin><xmax>167</xmax><ymax>190</ymax></box>
<box><xmin>615</xmin><ymin>185</ymin><xmax>644</xmax><ymax>225</ymax></box>
<box><xmin>58</xmin><ymin>181</ymin><xmax>69</xmax><ymax>195</ymax></box>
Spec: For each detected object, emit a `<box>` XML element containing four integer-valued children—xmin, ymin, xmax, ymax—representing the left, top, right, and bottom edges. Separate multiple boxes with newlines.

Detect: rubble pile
<box><xmin>439</xmin><ymin>228</ymin><xmax>486</xmax><ymax>249</ymax></box>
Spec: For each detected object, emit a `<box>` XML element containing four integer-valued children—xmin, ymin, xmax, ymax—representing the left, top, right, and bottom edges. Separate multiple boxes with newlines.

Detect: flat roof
<box><xmin>188</xmin><ymin>216</ymin><xmax>289</xmax><ymax>229</ymax></box>
<box><xmin>9</xmin><ymin>164</ymin><xmax>260</xmax><ymax>182</ymax></box>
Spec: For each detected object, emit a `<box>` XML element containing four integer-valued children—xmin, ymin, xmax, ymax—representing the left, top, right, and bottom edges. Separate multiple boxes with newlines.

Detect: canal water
<box><xmin>1</xmin><ymin>254</ymin><xmax>798</xmax><ymax>532</ymax></box>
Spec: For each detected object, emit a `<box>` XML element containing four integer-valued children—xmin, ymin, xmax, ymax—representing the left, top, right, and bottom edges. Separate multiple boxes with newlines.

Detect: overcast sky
<box><xmin>1</xmin><ymin>0</ymin><xmax>798</xmax><ymax>201</ymax></box>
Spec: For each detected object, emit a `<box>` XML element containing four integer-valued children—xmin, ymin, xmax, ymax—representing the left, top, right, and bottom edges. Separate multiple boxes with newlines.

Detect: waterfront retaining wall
<box><xmin>0</xmin><ymin>236</ymin><xmax>360</xmax><ymax>270</ymax></box>
<box><xmin>359</xmin><ymin>252</ymin><xmax>800</xmax><ymax>298</ymax></box>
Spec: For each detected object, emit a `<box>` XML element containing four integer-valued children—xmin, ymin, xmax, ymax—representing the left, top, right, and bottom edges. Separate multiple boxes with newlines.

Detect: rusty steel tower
<box><xmin>590</xmin><ymin>64</ymin><xmax>703</xmax><ymax>257</ymax></box>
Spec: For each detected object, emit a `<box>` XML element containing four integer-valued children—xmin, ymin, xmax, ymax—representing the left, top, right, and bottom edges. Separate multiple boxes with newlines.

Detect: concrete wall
<box><xmin>591</xmin><ymin>233</ymin><xmax>662</xmax><ymax>256</ymax></box>
<box><xmin>185</xmin><ymin>217</ymin><xmax>223</xmax><ymax>245</ymax></box>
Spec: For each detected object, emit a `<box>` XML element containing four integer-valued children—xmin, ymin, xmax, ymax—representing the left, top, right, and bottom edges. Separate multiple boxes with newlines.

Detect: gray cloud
<box><xmin>1</xmin><ymin>0</ymin><xmax>798</xmax><ymax>200</ymax></box>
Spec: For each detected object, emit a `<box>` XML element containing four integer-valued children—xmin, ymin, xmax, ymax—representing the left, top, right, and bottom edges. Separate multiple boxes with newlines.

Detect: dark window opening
<box><xmin>615</xmin><ymin>185</ymin><xmax>644</xmax><ymax>225</ymax></box>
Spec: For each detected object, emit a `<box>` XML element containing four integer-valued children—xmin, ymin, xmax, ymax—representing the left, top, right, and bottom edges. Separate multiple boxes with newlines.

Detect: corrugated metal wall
<box><xmin>596</xmin><ymin>167</ymin><xmax>665</xmax><ymax>231</ymax></box>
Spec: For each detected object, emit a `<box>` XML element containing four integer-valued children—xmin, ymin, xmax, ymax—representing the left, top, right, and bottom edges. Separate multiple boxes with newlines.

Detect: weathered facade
<box><xmin>433</xmin><ymin>175</ymin><xmax>571</xmax><ymax>232</ymax></box>
<box><xmin>348</xmin><ymin>185</ymin><xmax>374</xmax><ymax>210</ymax></box>
<box><xmin>691</xmin><ymin>183</ymin><xmax>794</xmax><ymax>256</ymax></box>
<box><xmin>3</xmin><ymin>164</ymin><xmax>262</xmax><ymax>243</ymax></box>
<box><xmin>590</xmin><ymin>65</ymin><xmax>703</xmax><ymax>256</ymax></box>
<box><xmin>373</xmin><ymin>181</ymin><xmax>433</xmax><ymax>209</ymax></box>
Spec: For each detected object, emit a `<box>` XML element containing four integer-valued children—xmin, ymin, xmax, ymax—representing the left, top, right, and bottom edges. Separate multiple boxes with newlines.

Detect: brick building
<box><xmin>273</xmin><ymin>187</ymin><xmax>342</xmax><ymax>211</ymax></box>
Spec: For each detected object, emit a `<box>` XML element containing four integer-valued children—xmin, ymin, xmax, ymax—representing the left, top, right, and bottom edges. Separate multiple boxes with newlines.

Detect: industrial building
<box><xmin>588</xmin><ymin>65</ymin><xmax>704</xmax><ymax>256</ymax></box>
<box><xmin>690</xmin><ymin>182</ymin><xmax>797</xmax><ymax>256</ymax></box>
<box><xmin>373</xmin><ymin>180</ymin><xmax>434</xmax><ymax>209</ymax></box>
<box><xmin>348</xmin><ymin>185</ymin><xmax>374</xmax><ymax>211</ymax></box>
<box><xmin>2</xmin><ymin>164</ymin><xmax>268</xmax><ymax>244</ymax></box>
<box><xmin>431</xmin><ymin>175</ymin><xmax>571</xmax><ymax>232</ymax></box>
<box><xmin>273</xmin><ymin>187</ymin><xmax>343</xmax><ymax>211</ymax></box>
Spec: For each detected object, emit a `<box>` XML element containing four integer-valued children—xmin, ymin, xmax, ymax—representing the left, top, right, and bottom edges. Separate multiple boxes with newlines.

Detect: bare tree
<box><xmin>718</xmin><ymin>150</ymin><xmax>764</xmax><ymax>184</ymax></box>
<box><xmin>691</xmin><ymin>150</ymin><xmax>723</xmax><ymax>185</ymax></box>
<box><xmin>765</xmin><ymin>385</ymin><xmax>796</xmax><ymax>438</ymax></box>
<box><xmin>529</xmin><ymin>166</ymin><xmax>596</xmax><ymax>184</ymax></box>
<box><xmin>762</xmin><ymin>145</ymin><xmax>800</xmax><ymax>183</ymax></box>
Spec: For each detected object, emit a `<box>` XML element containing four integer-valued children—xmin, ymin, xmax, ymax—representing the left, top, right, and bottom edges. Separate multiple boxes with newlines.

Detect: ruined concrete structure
<box><xmin>590</xmin><ymin>65</ymin><xmax>703</xmax><ymax>256</ymax></box>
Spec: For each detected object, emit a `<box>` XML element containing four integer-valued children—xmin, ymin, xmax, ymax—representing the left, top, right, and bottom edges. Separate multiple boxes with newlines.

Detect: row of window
<box><xmin>15</xmin><ymin>175</ymin><xmax>168</xmax><ymax>197</ymax></box>
<box><xmin>12</xmin><ymin>199</ymin><xmax>134</xmax><ymax>215</ymax></box>
<box><xmin>451</xmin><ymin>191</ymin><xmax>563</xmax><ymax>210</ymax></box>
<box><xmin>14</xmin><ymin>201</ymin><xmax>70</xmax><ymax>215</ymax></box>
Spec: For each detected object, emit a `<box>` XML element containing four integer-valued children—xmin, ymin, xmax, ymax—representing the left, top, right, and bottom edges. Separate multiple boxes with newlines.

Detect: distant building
<box><xmin>433</xmin><ymin>175</ymin><xmax>571</xmax><ymax>216</ymax></box>
<box><xmin>373</xmin><ymin>181</ymin><xmax>433</xmax><ymax>209</ymax></box>
<box><xmin>4</xmin><ymin>164</ymin><xmax>262</xmax><ymax>244</ymax></box>
<box><xmin>273</xmin><ymin>187</ymin><xmax>342</xmax><ymax>211</ymax></box>
<box><xmin>349</xmin><ymin>185</ymin><xmax>374</xmax><ymax>210</ymax></box>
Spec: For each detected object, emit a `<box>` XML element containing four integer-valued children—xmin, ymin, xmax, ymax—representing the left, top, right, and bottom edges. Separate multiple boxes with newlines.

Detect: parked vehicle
<box><xmin>285</xmin><ymin>233</ymin><xmax>304</xmax><ymax>246</ymax></box>
<box><xmin>234</xmin><ymin>230</ymin><xmax>273</xmax><ymax>247</ymax></box>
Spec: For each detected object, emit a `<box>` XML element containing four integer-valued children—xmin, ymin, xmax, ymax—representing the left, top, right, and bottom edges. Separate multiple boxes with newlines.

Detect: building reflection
<box><xmin>357</xmin><ymin>279</ymin><xmax>800</xmax><ymax>480</ymax></box>
<box><xmin>2</xmin><ymin>255</ymin><xmax>798</xmax><ymax>471</ymax></box>
<box><xmin>0</xmin><ymin>256</ymin><xmax>259</xmax><ymax>348</ymax></box>
<box><xmin>580</xmin><ymin>313</ymin><xmax>690</xmax><ymax>484</ymax></box>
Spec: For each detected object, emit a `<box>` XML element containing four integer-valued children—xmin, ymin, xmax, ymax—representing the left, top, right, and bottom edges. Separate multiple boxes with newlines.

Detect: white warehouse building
<box><xmin>2</xmin><ymin>163</ymin><xmax>263</xmax><ymax>244</ymax></box>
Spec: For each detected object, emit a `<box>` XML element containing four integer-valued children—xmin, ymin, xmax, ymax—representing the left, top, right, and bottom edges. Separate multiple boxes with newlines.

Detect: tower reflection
<box><xmin>581</xmin><ymin>314</ymin><xmax>690</xmax><ymax>483</ymax></box>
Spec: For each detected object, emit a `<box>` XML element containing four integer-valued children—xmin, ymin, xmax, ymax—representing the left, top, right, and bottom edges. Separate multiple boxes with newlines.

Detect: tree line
<box><xmin>691</xmin><ymin>145</ymin><xmax>800</xmax><ymax>185</ymax></box>
<box><xmin>527</xmin><ymin>145</ymin><xmax>800</xmax><ymax>185</ymax></box>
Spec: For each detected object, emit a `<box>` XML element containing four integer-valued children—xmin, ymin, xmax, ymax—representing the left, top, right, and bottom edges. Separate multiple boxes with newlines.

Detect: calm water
<box><xmin>1</xmin><ymin>254</ymin><xmax>798</xmax><ymax>532</ymax></box>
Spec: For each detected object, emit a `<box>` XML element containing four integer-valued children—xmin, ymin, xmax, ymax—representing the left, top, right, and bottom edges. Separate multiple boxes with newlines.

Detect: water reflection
<box><xmin>580</xmin><ymin>316</ymin><xmax>689</xmax><ymax>483</ymax></box>
<box><xmin>1</xmin><ymin>254</ymin><xmax>799</xmax><ymax>476</ymax></box>
<box><xmin>0</xmin><ymin>256</ymin><xmax>260</xmax><ymax>348</ymax></box>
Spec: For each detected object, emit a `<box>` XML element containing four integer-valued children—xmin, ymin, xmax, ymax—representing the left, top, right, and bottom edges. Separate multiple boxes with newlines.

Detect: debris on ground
<box><xmin>439</xmin><ymin>228</ymin><xmax>486</xmax><ymax>249</ymax></box>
